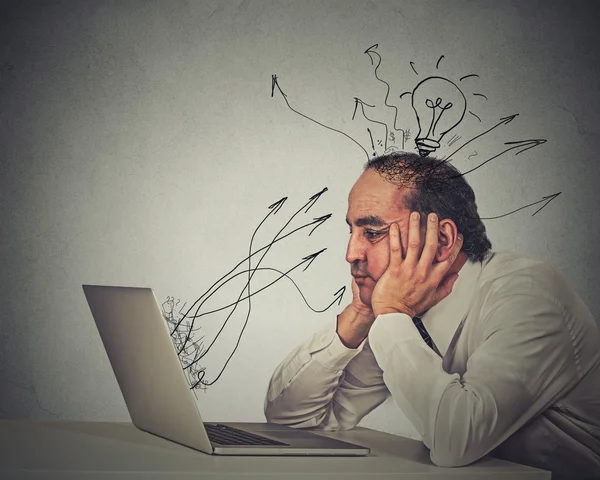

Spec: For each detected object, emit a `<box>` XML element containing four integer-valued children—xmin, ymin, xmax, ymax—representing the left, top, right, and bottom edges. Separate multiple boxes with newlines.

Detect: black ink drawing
<box><xmin>272</xmin><ymin>44</ymin><xmax>560</xmax><ymax>219</ymax></box>
<box><xmin>410</xmin><ymin>76</ymin><xmax>467</xmax><ymax>157</ymax></box>
<box><xmin>162</xmin><ymin>188</ymin><xmax>345</xmax><ymax>389</ymax></box>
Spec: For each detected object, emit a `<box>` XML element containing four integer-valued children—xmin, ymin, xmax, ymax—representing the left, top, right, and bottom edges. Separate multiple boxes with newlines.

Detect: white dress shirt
<box><xmin>264</xmin><ymin>252</ymin><xmax>600</xmax><ymax>477</ymax></box>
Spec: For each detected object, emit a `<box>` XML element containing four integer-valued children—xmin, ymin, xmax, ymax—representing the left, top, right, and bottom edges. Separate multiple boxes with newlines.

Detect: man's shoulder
<box><xmin>479</xmin><ymin>250</ymin><xmax>559</xmax><ymax>280</ymax></box>
<box><xmin>476</xmin><ymin>250</ymin><xmax>570</xmax><ymax>299</ymax></box>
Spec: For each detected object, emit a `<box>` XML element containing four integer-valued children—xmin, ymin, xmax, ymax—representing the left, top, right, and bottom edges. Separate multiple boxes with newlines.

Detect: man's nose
<box><xmin>345</xmin><ymin>234</ymin><xmax>365</xmax><ymax>264</ymax></box>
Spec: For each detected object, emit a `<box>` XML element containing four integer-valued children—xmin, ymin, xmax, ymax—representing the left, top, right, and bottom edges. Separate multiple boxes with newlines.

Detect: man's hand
<box><xmin>336</xmin><ymin>277</ymin><xmax>376</xmax><ymax>349</ymax></box>
<box><xmin>371</xmin><ymin>212</ymin><xmax>463</xmax><ymax>318</ymax></box>
<box><xmin>349</xmin><ymin>275</ymin><xmax>372</xmax><ymax>316</ymax></box>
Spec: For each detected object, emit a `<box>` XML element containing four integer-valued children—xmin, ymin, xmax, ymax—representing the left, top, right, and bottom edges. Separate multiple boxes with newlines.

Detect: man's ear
<box><xmin>436</xmin><ymin>218</ymin><xmax>460</xmax><ymax>262</ymax></box>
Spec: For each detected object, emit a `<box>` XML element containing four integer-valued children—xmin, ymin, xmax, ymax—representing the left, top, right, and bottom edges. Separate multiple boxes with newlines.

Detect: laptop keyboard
<box><xmin>205</xmin><ymin>423</ymin><xmax>289</xmax><ymax>446</ymax></box>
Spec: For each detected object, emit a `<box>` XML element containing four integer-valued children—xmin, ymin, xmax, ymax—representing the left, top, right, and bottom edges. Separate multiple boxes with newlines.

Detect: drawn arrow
<box><xmin>480</xmin><ymin>192</ymin><xmax>562</xmax><ymax>220</ymax></box>
<box><xmin>454</xmin><ymin>138</ymin><xmax>547</xmax><ymax>177</ymax></box>
<box><xmin>301</xmin><ymin>247</ymin><xmax>327</xmax><ymax>271</ymax></box>
<box><xmin>332</xmin><ymin>286</ymin><xmax>346</xmax><ymax>307</ymax></box>
<box><xmin>178</xmin><ymin>189</ymin><xmax>331</xmax><ymax>356</ymax></box>
<box><xmin>271</xmin><ymin>74</ymin><xmax>369</xmax><ymax>158</ymax></box>
<box><xmin>352</xmin><ymin>97</ymin><xmax>375</xmax><ymax>119</ymax></box>
<box><xmin>176</xmin><ymin>194</ymin><xmax>288</xmax><ymax>351</ymax></box>
<box><xmin>183</xmin><ymin>282</ymin><xmax>346</xmax><ymax>381</ymax></box>
<box><xmin>177</xmin><ymin>212</ymin><xmax>333</xmax><ymax>326</ymax></box>
<box><xmin>268</xmin><ymin>196</ymin><xmax>287</xmax><ymax>214</ymax></box>
<box><xmin>182</xmin><ymin>250</ymin><xmax>329</xmax><ymax>322</ymax></box>
<box><xmin>442</xmin><ymin>114</ymin><xmax>519</xmax><ymax>162</ymax></box>
<box><xmin>309</xmin><ymin>213</ymin><xmax>332</xmax><ymax>236</ymax></box>
<box><xmin>364</xmin><ymin>43</ymin><xmax>381</xmax><ymax>67</ymax></box>
<box><xmin>174</xmin><ymin>195</ymin><xmax>288</xmax><ymax>342</ymax></box>
<box><xmin>305</xmin><ymin>187</ymin><xmax>328</xmax><ymax>213</ymax></box>
<box><xmin>174</xmin><ymin>190</ymin><xmax>329</xmax><ymax>332</ymax></box>
<box><xmin>364</xmin><ymin>44</ymin><xmax>404</xmax><ymax>134</ymax></box>
<box><xmin>181</xmin><ymin>274</ymin><xmax>347</xmax><ymax>390</ymax></box>
<box><xmin>353</xmin><ymin>97</ymin><xmax>388</xmax><ymax>152</ymax></box>
<box><xmin>183</xmin><ymin>247</ymin><xmax>329</xmax><ymax>377</ymax></box>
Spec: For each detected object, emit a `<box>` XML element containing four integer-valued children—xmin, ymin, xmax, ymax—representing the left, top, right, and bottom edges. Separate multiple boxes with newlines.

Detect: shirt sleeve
<box><xmin>368</xmin><ymin>280</ymin><xmax>582</xmax><ymax>467</ymax></box>
<box><xmin>264</xmin><ymin>320</ymin><xmax>390</xmax><ymax>430</ymax></box>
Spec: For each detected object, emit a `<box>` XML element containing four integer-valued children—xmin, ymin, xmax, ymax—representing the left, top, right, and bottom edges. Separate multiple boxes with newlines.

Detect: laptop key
<box><xmin>205</xmin><ymin>423</ymin><xmax>289</xmax><ymax>446</ymax></box>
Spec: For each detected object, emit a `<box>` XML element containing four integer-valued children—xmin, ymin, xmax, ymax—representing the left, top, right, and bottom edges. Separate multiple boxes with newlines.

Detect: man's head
<box><xmin>345</xmin><ymin>151</ymin><xmax>491</xmax><ymax>306</ymax></box>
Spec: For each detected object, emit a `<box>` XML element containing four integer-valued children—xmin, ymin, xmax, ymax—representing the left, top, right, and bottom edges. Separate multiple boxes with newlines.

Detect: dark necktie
<box><xmin>412</xmin><ymin>316</ymin><xmax>434</xmax><ymax>349</ymax></box>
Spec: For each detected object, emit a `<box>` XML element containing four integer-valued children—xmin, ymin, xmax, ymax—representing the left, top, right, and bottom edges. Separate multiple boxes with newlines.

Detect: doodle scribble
<box><xmin>162</xmin><ymin>188</ymin><xmax>345</xmax><ymax>389</ymax></box>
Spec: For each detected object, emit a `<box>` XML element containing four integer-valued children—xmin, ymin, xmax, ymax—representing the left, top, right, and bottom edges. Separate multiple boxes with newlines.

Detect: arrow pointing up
<box><xmin>268</xmin><ymin>197</ymin><xmax>287</xmax><ymax>214</ymax></box>
<box><xmin>480</xmin><ymin>192</ymin><xmax>562</xmax><ymax>219</ymax></box>
<box><xmin>333</xmin><ymin>286</ymin><xmax>346</xmax><ymax>306</ymax></box>
<box><xmin>301</xmin><ymin>248</ymin><xmax>327</xmax><ymax>271</ymax></box>
<box><xmin>364</xmin><ymin>44</ymin><xmax>380</xmax><ymax>66</ymax></box>
<box><xmin>309</xmin><ymin>213</ymin><xmax>332</xmax><ymax>236</ymax></box>
<box><xmin>305</xmin><ymin>187</ymin><xmax>328</xmax><ymax>213</ymax></box>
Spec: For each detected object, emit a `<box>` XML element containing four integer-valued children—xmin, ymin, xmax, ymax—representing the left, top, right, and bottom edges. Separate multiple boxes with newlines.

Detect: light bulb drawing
<box><xmin>411</xmin><ymin>76</ymin><xmax>467</xmax><ymax>157</ymax></box>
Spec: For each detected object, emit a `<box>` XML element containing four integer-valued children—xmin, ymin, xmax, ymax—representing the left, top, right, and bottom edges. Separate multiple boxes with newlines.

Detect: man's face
<box><xmin>345</xmin><ymin>169</ymin><xmax>413</xmax><ymax>307</ymax></box>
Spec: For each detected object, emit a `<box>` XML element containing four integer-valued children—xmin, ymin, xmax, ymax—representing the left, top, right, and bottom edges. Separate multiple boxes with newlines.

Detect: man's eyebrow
<box><xmin>349</xmin><ymin>215</ymin><xmax>388</xmax><ymax>228</ymax></box>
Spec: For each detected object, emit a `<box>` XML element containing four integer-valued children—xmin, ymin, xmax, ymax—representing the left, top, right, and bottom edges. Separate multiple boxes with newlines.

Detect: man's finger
<box><xmin>419</xmin><ymin>212</ymin><xmax>439</xmax><ymax>268</ymax></box>
<box><xmin>388</xmin><ymin>222</ymin><xmax>403</xmax><ymax>268</ymax></box>
<box><xmin>404</xmin><ymin>211</ymin><xmax>421</xmax><ymax>267</ymax></box>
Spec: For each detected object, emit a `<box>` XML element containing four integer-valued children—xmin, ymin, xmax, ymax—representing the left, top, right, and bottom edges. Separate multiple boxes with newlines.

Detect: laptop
<box><xmin>82</xmin><ymin>285</ymin><xmax>370</xmax><ymax>456</ymax></box>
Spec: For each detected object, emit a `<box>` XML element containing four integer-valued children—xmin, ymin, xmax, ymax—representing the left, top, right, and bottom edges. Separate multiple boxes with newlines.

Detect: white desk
<box><xmin>0</xmin><ymin>421</ymin><xmax>550</xmax><ymax>479</ymax></box>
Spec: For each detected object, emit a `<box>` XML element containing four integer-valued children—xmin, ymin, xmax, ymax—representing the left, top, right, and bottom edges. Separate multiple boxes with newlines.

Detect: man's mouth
<box><xmin>352</xmin><ymin>275</ymin><xmax>369</xmax><ymax>285</ymax></box>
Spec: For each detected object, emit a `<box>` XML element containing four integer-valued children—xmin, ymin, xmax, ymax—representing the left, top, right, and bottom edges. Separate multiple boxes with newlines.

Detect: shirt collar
<box><xmin>421</xmin><ymin>258</ymin><xmax>485</xmax><ymax>356</ymax></box>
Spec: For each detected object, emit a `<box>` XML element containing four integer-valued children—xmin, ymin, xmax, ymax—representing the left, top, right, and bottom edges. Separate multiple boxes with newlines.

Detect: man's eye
<box><xmin>365</xmin><ymin>229</ymin><xmax>386</xmax><ymax>240</ymax></box>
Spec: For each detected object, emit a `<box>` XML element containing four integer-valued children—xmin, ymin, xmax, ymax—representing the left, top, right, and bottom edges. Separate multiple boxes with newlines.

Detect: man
<box><xmin>264</xmin><ymin>152</ymin><xmax>600</xmax><ymax>477</ymax></box>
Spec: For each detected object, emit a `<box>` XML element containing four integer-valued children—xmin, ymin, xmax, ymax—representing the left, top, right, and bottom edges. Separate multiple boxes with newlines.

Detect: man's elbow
<box><xmin>264</xmin><ymin>399</ymin><xmax>323</xmax><ymax>428</ymax></box>
<box><xmin>264</xmin><ymin>404</ymin><xmax>287</xmax><ymax>425</ymax></box>
<box><xmin>429</xmin><ymin>443</ymin><xmax>486</xmax><ymax>468</ymax></box>
<box><xmin>264</xmin><ymin>398</ymin><xmax>285</xmax><ymax>424</ymax></box>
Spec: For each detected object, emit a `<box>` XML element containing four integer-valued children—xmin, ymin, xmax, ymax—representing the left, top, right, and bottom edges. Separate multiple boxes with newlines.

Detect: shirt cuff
<box><xmin>368</xmin><ymin>312</ymin><xmax>424</xmax><ymax>354</ymax></box>
<box><xmin>309</xmin><ymin>324</ymin><xmax>366</xmax><ymax>372</ymax></box>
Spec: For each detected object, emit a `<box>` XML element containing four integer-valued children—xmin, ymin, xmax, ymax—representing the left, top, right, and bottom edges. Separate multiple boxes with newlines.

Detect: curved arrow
<box><xmin>181</xmin><ymin>188</ymin><xmax>330</xmax><ymax>357</ymax></box>
<box><xmin>480</xmin><ymin>192</ymin><xmax>562</xmax><ymax>219</ymax></box>
<box><xmin>433</xmin><ymin>189</ymin><xmax>562</xmax><ymax>220</ymax></box>
<box><xmin>172</xmin><ymin>191</ymin><xmax>330</xmax><ymax>337</ymax></box>
<box><xmin>173</xmin><ymin>195</ymin><xmax>287</xmax><ymax>345</ymax></box>
<box><xmin>183</xmin><ymin>249</ymin><xmax>328</xmax><ymax>322</ymax></box>
<box><xmin>183</xmin><ymin>248</ymin><xmax>328</xmax><ymax>376</ymax></box>
<box><xmin>364</xmin><ymin>44</ymin><xmax>404</xmax><ymax>138</ymax></box>
<box><xmin>176</xmin><ymin>266</ymin><xmax>344</xmax><ymax>325</ymax></box>
<box><xmin>353</xmin><ymin>97</ymin><xmax>389</xmax><ymax>152</ymax></box>
<box><xmin>442</xmin><ymin>114</ymin><xmax>519</xmax><ymax>162</ymax></box>
<box><xmin>271</xmin><ymin>74</ymin><xmax>369</xmax><ymax>159</ymax></box>
<box><xmin>453</xmin><ymin>138</ymin><xmax>547</xmax><ymax>177</ymax></box>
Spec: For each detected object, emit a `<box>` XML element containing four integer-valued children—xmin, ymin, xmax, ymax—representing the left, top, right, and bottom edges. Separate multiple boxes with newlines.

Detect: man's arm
<box><xmin>368</xmin><ymin>283</ymin><xmax>581</xmax><ymax>467</ymax></box>
<box><xmin>264</xmin><ymin>300</ymin><xmax>390</xmax><ymax>430</ymax></box>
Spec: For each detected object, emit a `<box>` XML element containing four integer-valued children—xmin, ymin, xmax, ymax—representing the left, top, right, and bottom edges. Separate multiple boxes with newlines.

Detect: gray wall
<box><xmin>1</xmin><ymin>0</ymin><xmax>599</xmax><ymax>439</ymax></box>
